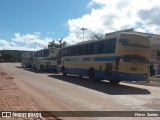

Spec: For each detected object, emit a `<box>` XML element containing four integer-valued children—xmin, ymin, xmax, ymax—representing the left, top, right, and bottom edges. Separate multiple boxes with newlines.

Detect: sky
<box><xmin>0</xmin><ymin>0</ymin><xmax>160</xmax><ymax>51</ymax></box>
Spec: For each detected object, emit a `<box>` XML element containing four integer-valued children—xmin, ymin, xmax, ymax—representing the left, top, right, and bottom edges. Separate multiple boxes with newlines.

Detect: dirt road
<box><xmin>0</xmin><ymin>63</ymin><xmax>160</xmax><ymax>120</ymax></box>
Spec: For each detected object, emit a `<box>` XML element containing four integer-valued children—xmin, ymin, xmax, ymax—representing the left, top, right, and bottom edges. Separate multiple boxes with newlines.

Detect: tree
<box><xmin>2</xmin><ymin>53</ymin><xmax>15</xmax><ymax>62</ymax></box>
<box><xmin>48</xmin><ymin>40</ymin><xmax>59</xmax><ymax>48</ymax></box>
<box><xmin>48</xmin><ymin>37</ymin><xmax>66</xmax><ymax>48</ymax></box>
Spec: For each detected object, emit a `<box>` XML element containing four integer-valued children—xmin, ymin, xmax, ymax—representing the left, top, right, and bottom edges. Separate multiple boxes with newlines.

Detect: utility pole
<box><xmin>80</xmin><ymin>27</ymin><xmax>87</xmax><ymax>42</ymax></box>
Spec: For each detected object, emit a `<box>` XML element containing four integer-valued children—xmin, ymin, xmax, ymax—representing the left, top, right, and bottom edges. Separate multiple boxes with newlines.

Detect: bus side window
<box><xmin>42</xmin><ymin>51</ymin><xmax>44</xmax><ymax>57</ymax></box>
<box><xmin>85</xmin><ymin>44</ymin><xmax>89</xmax><ymax>55</ymax></box>
<box><xmin>70</xmin><ymin>47</ymin><xmax>73</xmax><ymax>56</ymax></box>
<box><xmin>46</xmin><ymin>50</ymin><xmax>49</xmax><ymax>56</ymax></box>
<box><xmin>77</xmin><ymin>45</ymin><xmax>82</xmax><ymax>55</ymax></box>
<box><xmin>103</xmin><ymin>40</ymin><xmax>110</xmax><ymax>53</ymax></box>
<box><xmin>110</xmin><ymin>38</ymin><xmax>116</xmax><ymax>53</ymax></box>
<box><xmin>92</xmin><ymin>42</ymin><xmax>98</xmax><ymax>54</ymax></box>
<box><xmin>72</xmin><ymin>47</ymin><xmax>76</xmax><ymax>56</ymax></box>
<box><xmin>87</xmin><ymin>43</ymin><xmax>93</xmax><ymax>55</ymax></box>
<box><xmin>45</xmin><ymin>50</ymin><xmax>47</xmax><ymax>57</ymax></box>
<box><xmin>82</xmin><ymin>45</ymin><xmax>87</xmax><ymax>55</ymax></box>
<box><xmin>65</xmin><ymin>48</ymin><xmax>68</xmax><ymax>56</ymax></box>
<box><xmin>98</xmin><ymin>41</ymin><xmax>104</xmax><ymax>54</ymax></box>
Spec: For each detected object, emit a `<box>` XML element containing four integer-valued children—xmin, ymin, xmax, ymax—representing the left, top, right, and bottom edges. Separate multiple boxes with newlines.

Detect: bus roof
<box><xmin>63</xmin><ymin>31</ymin><xmax>149</xmax><ymax>49</ymax></box>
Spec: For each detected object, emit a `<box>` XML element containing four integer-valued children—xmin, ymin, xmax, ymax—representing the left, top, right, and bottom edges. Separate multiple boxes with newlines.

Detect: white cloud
<box><xmin>65</xmin><ymin>0</ymin><xmax>160</xmax><ymax>45</ymax></box>
<box><xmin>47</xmin><ymin>32</ymin><xmax>55</xmax><ymax>35</ymax></box>
<box><xmin>2</xmin><ymin>0</ymin><xmax>160</xmax><ymax>50</ymax></box>
<box><xmin>10</xmin><ymin>41</ymin><xmax>17</xmax><ymax>46</ymax></box>
<box><xmin>12</xmin><ymin>33</ymin><xmax>53</xmax><ymax>48</ymax></box>
<box><xmin>0</xmin><ymin>39</ymin><xmax>31</xmax><ymax>50</ymax></box>
<box><xmin>34</xmin><ymin>32</ymin><xmax>41</xmax><ymax>35</ymax></box>
<box><xmin>0</xmin><ymin>45</ymin><xmax>35</xmax><ymax>51</ymax></box>
<box><xmin>0</xmin><ymin>40</ymin><xmax>44</xmax><ymax>51</ymax></box>
<box><xmin>0</xmin><ymin>32</ymin><xmax>56</xmax><ymax>50</ymax></box>
<box><xmin>0</xmin><ymin>39</ymin><xmax>10</xmax><ymax>46</ymax></box>
<box><xmin>0</xmin><ymin>39</ymin><xmax>17</xmax><ymax>48</ymax></box>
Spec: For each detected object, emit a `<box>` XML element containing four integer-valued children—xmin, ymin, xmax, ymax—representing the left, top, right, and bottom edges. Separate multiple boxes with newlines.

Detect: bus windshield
<box><xmin>122</xmin><ymin>55</ymin><xmax>148</xmax><ymax>63</ymax></box>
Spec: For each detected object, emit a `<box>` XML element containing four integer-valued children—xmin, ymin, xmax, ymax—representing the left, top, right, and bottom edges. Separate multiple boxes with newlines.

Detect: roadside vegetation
<box><xmin>150</xmin><ymin>76</ymin><xmax>160</xmax><ymax>82</ymax></box>
<box><xmin>0</xmin><ymin>50</ymin><xmax>29</xmax><ymax>62</ymax></box>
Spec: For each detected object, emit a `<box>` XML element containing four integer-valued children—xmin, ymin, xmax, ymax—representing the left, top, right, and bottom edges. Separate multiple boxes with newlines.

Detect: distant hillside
<box><xmin>0</xmin><ymin>50</ymin><xmax>32</xmax><ymax>62</ymax></box>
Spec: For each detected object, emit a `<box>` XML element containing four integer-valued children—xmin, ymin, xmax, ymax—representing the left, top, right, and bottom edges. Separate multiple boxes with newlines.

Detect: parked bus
<box><xmin>33</xmin><ymin>48</ymin><xmax>59</xmax><ymax>71</ymax></box>
<box><xmin>60</xmin><ymin>32</ymin><xmax>150</xmax><ymax>84</ymax></box>
<box><xmin>21</xmin><ymin>52</ymin><xmax>33</xmax><ymax>68</ymax></box>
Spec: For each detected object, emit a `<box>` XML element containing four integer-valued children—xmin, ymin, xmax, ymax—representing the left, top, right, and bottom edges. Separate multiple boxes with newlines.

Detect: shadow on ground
<box><xmin>48</xmin><ymin>74</ymin><xmax>151</xmax><ymax>95</ymax></box>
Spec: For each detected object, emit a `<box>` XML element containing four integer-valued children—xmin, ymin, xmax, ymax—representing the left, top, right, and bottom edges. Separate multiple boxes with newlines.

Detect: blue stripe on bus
<box><xmin>112</xmin><ymin>71</ymin><xmax>148</xmax><ymax>81</ymax></box>
<box><xmin>64</xmin><ymin>57</ymin><xmax>91</xmax><ymax>61</ymax></box>
<box><xmin>64</xmin><ymin>67</ymin><xmax>148</xmax><ymax>81</ymax></box>
<box><xmin>94</xmin><ymin>56</ymin><xmax>116</xmax><ymax>61</ymax></box>
<box><xmin>46</xmin><ymin>57</ymin><xmax>57</xmax><ymax>60</ymax></box>
<box><xmin>64</xmin><ymin>56</ymin><xmax>116</xmax><ymax>62</ymax></box>
<box><xmin>119</xmin><ymin>39</ymin><xmax>150</xmax><ymax>49</ymax></box>
<box><xmin>83</xmin><ymin>57</ymin><xmax>91</xmax><ymax>61</ymax></box>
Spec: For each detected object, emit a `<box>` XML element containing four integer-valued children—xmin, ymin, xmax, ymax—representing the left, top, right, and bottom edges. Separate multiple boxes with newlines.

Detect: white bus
<box><xmin>60</xmin><ymin>32</ymin><xmax>150</xmax><ymax>84</ymax></box>
<box><xmin>33</xmin><ymin>48</ymin><xmax>59</xmax><ymax>71</ymax></box>
<box><xmin>21</xmin><ymin>52</ymin><xmax>33</xmax><ymax>68</ymax></box>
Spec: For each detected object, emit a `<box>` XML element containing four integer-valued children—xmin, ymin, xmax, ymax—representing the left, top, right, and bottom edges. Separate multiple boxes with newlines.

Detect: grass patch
<box><xmin>149</xmin><ymin>76</ymin><xmax>160</xmax><ymax>82</ymax></box>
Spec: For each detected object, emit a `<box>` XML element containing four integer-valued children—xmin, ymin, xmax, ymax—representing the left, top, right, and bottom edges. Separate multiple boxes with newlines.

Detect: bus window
<box><xmin>75</xmin><ymin>46</ymin><xmax>78</xmax><ymax>56</ymax></box>
<box><xmin>103</xmin><ymin>40</ymin><xmax>110</xmax><ymax>53</ymax></box>
<box><xmin>82</xmin><ymin>45</ymin><xmax>87</xmax><ymax>55</ymax></box>
<box><xmin>75</xmin><ymin>45</ymin><xmax>81</xmax><ymax>56</ymax></box>
<box><xmin>92</xmin><ymin>42</ymin><xmax>98</xmax><ymax>54</ymax></box>
<box><xmin>86</xmin><ymin>43</ymin><xmax>93</xmax><ymax>55</ymax></box>
<box><xmin>110</xmin><ymin>38</ymin><xmax>116</xmax><ymax>53</ymax></box>
<box><xmin>71</xmin><ymin>47</ymin><xmax>76</xmax><ymax>56</ymax></box>
<box><xmin>98</xmin><ymin>41</ymin><xmax>104</xmax><ymax>54</ymax></box>
<box><xmin>46</xmin><ymin>49</ymin><xmax>49</xmax><ymax>56</ymax></box>
<box><xmin>64</xmin><ymin>48</ymin><xmax>68</xmax><ymax>56</ymax></box>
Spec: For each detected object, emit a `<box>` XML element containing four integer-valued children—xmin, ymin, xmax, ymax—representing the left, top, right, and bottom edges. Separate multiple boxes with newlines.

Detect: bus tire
<box><xmin>109</xmin><ymin>80</ymin><xmax>120</xmax><ymax>85</ymax></box>
<box><xmin>88</xmin><ymin>69</ymin><xmax>96</xmax><ymax>81</ymax></box>
<box><xmin>61</xmin><ymin>67</ymin><xmax>67</xmax><ymax>76</ymax></box>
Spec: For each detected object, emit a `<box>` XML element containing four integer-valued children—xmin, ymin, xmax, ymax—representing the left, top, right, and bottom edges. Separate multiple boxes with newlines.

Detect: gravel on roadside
<box><xmin>0</xmin><ymin>68</ymin><xmax>60</xmax><ymax>120</ymax></box>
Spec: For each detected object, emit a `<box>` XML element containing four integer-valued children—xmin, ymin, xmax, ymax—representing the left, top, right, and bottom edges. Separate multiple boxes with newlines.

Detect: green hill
<box><xmin>0</xmin><ymin>50</ymin><xmax>33</xmax><ymax>62</ymax></box>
